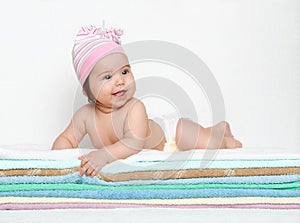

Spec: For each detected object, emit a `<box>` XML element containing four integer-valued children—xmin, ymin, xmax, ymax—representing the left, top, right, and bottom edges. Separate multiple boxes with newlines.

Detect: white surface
<box><xmin>0</xmin><ymin>0</ymin><xmax>299</xmax><ymax>151</ymax></box>
<box><xmin>0</xmin><ymin>208</ymin><xmax>299</xmax><ymax>223</ymax></box>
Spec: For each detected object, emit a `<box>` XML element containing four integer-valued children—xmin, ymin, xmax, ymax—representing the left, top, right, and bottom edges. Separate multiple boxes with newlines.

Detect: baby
<box><xmin>52</xmin><ymin>25</ymin><xmax>242</xmax><ymax>178</ymax></box>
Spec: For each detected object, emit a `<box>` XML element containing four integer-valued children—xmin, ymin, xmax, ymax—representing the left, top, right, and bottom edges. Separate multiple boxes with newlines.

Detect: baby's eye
<box><xmin>122</xmin><ymin>69</ymin><xmax>130</xmax><ymax>75</ymax></box>
<box><xmin>103</xmin><ymin>74</ymin><xmax>112</xmax><ymax>80</ymax></box>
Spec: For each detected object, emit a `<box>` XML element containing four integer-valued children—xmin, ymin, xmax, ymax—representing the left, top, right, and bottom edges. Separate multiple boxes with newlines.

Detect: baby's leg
<box><xmin>175</xmin><ymin>118</ymin><xmax>242</xmax><ymax>151</ymax></box>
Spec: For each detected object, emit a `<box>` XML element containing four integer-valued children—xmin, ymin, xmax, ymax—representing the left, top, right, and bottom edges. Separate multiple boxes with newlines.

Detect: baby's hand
<box><xmin>78</xmin><ymin>150</ymin><xmax>108</xmax><ymax>178</ymax></box>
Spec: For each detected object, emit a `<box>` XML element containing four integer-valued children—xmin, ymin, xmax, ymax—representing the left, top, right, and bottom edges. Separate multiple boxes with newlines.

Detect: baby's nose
<box><xmin>114</xmin><ymin>73</ymin><xmax>125</xmax><ymax>86</ymax></box>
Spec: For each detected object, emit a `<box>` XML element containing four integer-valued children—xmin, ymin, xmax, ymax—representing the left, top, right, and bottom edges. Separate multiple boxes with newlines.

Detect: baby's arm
<box><xmin>52</xmin><ymin>106</ymin><xmax>87</xmax><ymax>150</ymax></box>
<box><xmin>78</xmin><ymin>100</ymin><xmax>148</xmax><ymax>177</ymax></box>
<box><xmin>105</xmin><ymin>100</ymin><xmax>148</xmax><ymax>159</ymax></box>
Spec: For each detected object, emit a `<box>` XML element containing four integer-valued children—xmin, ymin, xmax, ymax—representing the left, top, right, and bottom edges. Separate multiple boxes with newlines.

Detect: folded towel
<box><xmin>101</xmin><ymin>167</ymin><xmax>300</xmax><ymax>181</ymax></box>
<box><xmin>1</xmin><ymin>180</ymin><xmax>299</xmax><ymax>192</ymax></box>
<box><xmin>1</xmin><ymin>147</ymin><xmax>299</xmax><ymax>210</ymax></box>
<box><xmin>1</xmin><ymin>167</ymin><xmax>300</xmax><ymax>181</ymax></box>
<box><xmin>0</xmin><ymin>168</ymin><xmax>79</xmax><ymax>177</ymax></box>
<box><xmin>1</xmin><ymin>158</ymin><xmax>299</xmax><ymax>171</ymax></box>
<box><xmin>101</xmin><ymin>159</ymin><xmax>300</xmax><ymax>174</ymax></box>
<box><xmin>0</xmin><ymin>159</ymin><xmax>80</xmax><ymax>170</ymax></box>
<box><xmin>1</xmin><ymin>147</ymin><xmax>299</xmax><ymax>160</ymax></box>
<box><xmin>1</xmin><ymin>188</ymin><xmax>300</xmax><ymax>199</ymax></box>
<box><xmin>124</xmin><ymin>148</ymin><xmax>300</xmax><ymax>161</ymax></box>
<box><xmin>1</xmin><ymin>147</ymin><xmax>300</xmax><ymax>181</ymax></box>
<box><xmin>1</xmin><ymin>147</ymin><xmax>300</xmax><ymax>182</ymax></box>
<box><xmin>1</xmin><ymin>196</ymin><xmax>299</xmax><ymax>205</ymax></box>
<box><xmin>1</xmin><ymin>173</ymin><xmax>299</xmax><ymax>186</ymax></box>
<box><xmin>0</xmin><ymin>148</ymin><xmax>95</xmax><ymax>160</ymax></box>
<box><xmin>1</xmin><ymin>202</ymin><xmax>299</xmax><ymax>210</ymax></box>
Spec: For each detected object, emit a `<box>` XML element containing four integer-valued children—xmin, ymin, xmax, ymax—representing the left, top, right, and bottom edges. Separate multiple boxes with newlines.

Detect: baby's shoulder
<box><xmin>123</xmin><ymin>98</ymin><xmax>146</xmax><ymax>112</ymax></box>
<box><xmin>73</xmin><ymin>104</ymin><xmax>93</xmax><ymax>121</ymax></box>
<box><xmin>123</xmin><ymin>98</ymin><xmax>147</xmax><ymax>117</ymax></box>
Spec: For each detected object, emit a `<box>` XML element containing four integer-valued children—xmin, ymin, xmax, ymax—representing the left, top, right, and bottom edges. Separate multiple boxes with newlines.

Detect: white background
<box><xmin>0</xmin><ymin>0</ymin><xmax>299</xmax><ymax>151</ymax></box>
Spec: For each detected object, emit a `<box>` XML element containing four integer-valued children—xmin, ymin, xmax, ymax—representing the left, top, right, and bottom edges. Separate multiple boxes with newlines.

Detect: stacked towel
<box><xmin>0</xmin><ymin>147</ymin><xmax>299</xmax><ymax>210</ymax></box>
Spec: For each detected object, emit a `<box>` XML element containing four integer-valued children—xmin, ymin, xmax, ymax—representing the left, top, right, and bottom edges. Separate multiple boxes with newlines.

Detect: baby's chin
<box><xmin>112</xmin><ymin>93</ymin><xmax>135</xmax><ymax>108</ymax></box>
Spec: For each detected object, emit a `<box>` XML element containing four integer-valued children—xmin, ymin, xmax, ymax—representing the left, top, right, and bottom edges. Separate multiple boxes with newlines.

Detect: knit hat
<box><xmin>72</xmin><ymin>25</ymin><xmax>125</xmax><ymax>86</ymax></box>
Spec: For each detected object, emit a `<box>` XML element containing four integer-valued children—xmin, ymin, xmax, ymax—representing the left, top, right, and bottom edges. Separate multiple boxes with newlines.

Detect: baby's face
<box><xmin>87</xmin><ymin>53</ymin><xmax>136</xmax><ymax>109</ymax></box>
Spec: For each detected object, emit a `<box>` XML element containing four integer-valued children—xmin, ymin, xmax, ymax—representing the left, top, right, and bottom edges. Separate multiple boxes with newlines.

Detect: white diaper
<box><xmin>151</xmin><ymin>112</ymin><xmax>179</xmax><ymax>152</ymax></box>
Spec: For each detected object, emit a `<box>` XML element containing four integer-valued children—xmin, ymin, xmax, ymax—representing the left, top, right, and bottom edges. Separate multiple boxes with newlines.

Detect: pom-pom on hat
<box><xmin>72</xmin><ymin>23</ymin><xmax>125</xmax><ymax>86</ymax></box>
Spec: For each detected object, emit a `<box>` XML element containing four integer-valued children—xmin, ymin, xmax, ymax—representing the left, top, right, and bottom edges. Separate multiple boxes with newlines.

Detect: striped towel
<box><xmin>0</xmin><ymin>147</ymin><xmax>299</xmax><ymax>210</ymax></box>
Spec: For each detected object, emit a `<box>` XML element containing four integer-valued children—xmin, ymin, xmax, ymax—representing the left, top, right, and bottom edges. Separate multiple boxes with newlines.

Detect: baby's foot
<box><xmin>220</xmin><ymin>137</ymin><xmax>243</xmax><ymax>149</ymax></box>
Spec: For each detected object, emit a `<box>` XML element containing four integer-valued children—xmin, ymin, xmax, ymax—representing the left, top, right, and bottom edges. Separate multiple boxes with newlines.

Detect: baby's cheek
<box><xmin>128</xmin><ymin>80</ymin><xmax>136</xmax><ymax>92</ymax></box>
<box><xmin>95</xmin><ymin>83</ymin><xmax>111</xmax><ymax>97</ymax></box>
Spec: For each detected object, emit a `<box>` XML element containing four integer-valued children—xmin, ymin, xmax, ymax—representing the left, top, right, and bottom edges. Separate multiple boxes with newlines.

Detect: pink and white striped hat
<box><xmin>72</xmin><ymin>24</ymin><xmax>126</xmax><ymax>86</ymax></box>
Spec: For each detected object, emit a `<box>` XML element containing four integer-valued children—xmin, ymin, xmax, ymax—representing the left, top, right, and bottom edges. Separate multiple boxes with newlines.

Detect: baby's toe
<box><xmin>223</xmin><ymin>137</ymin><xmax>242</xmax><ymax>149</ymax></box>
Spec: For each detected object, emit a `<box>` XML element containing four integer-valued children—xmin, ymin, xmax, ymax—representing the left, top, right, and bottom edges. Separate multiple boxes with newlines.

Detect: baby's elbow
<box><xmin>120</xmin><ymin>137</ymin><xmax>145</xmax><ymax>152</ymax></box>
<box><xmin>51</xmin><ymin>134</ymin><xmax>78</xmax><ymax>150</ymax></box>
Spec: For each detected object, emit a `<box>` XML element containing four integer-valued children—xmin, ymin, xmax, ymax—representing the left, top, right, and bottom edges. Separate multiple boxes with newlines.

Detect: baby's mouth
<box><xmin>112</xmin><ymin>90</ymin><xmax>127</xmax><ymax>97</ymax></box>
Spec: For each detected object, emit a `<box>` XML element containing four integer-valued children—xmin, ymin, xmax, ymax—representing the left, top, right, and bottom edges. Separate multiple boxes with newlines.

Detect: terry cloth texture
<box><xmin>0</xmin><ymin>147</ymin><xmax>299</xmax><ymax>210</ymax></box>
